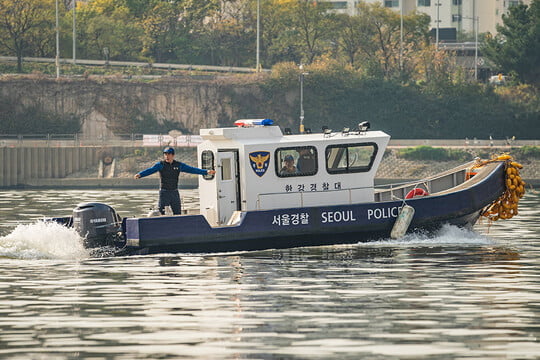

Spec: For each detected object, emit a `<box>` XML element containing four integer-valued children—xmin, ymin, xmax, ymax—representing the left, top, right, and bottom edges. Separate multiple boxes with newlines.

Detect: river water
<box><xmin>0</xmin><ymin>189</ymin><xmax>538</xmax><ymax>359</ymax></box>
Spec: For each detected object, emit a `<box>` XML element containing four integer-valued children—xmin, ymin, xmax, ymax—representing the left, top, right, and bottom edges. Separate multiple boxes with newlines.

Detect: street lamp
<box><xmin>399</xmin><ymin>0</ymin><xmax>403</xmax><ymax>75</ymax></box>
<box><xmin>435</xmin><ymin>1</ymin><xmax>441</xmax><ymax>49</ymax></box>
<box><xmin>55</xmin><ymin>0</ymin><xmax>60</xmax><ymax>78</ymax></box>
<box><xmin>73</xmin><ymin>0</ymin><xmax>76</xmax><ymax>64</ymax></box>
<box><xmin>299</xmin><ymin>64</ymin><xmax>308</xmax><ymax>134</ymax></box>
<box><xmin>256</xmin><ymin>0</ymin><xmax>260</xmax><ymax>72</ymax></box>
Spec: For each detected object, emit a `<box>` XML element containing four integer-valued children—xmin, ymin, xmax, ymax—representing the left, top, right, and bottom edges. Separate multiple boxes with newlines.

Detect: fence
<box><xmin>0</xmin><ymin>134</ymin><xmax>203</xmax><ymax>148</ymax></box>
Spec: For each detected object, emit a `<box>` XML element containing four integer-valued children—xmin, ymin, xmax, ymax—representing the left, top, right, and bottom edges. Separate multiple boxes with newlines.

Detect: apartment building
<box><xmin>328</xmin><ymin>0</ymin><xmax>531</xmax><ymax>36</ymax></box>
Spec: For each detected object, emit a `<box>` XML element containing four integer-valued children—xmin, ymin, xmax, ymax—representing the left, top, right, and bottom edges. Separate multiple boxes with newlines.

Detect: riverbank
<box><xmin>11</xmin><ymin>147</ymin><xmax>539</xmax><ymax>188</ymax></box>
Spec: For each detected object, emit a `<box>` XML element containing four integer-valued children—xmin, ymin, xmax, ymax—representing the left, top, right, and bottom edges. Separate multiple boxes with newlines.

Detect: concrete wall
<box><xmin>0</xmin><ymin>147</ymin><xmax>101</xmax><ymax>187</ymax></box>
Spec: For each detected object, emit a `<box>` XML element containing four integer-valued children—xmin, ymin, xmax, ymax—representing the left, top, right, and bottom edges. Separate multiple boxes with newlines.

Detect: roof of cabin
<box><xmin>200</xmin><ymin>126</ymin><xmax>390</xmax><ymax>146</ymax></box>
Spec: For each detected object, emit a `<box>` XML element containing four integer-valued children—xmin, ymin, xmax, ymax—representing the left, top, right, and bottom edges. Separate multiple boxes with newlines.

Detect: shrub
<box><xmin>398</xmin><ymin>146</ymin><xmax>472</xmax><ymax>161</ymax></box>
<box><xmin>511</xmin><ymin>146</ymin><xmax>540</xmax><ymax>159</ymax></box>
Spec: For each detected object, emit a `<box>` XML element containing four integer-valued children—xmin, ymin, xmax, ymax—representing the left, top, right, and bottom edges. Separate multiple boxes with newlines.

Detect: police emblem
<box><xmin>249</xmin><ymin>151</ymin><xmax>271</xmax><ymax>177</ymax></box>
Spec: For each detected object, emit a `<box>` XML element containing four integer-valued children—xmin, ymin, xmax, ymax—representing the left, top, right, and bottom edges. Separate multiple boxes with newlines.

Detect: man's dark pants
<box><xmin>158</xmin><ymin>189</ymin><xmax>181</xmax><ymax>215</ymax></box>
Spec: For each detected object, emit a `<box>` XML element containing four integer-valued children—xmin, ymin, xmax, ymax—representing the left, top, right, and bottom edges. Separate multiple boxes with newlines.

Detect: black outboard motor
<box><xmin>73</xmin><ymin>203</ymin><xmax>123</xmax><ymax>248</ymax></box>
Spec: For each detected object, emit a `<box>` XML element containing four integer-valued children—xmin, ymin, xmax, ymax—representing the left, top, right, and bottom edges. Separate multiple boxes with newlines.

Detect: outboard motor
<box><xmin>73</xmin><ymin>203</ymin><xmax>123</xmax><ymax>248</ymax></box>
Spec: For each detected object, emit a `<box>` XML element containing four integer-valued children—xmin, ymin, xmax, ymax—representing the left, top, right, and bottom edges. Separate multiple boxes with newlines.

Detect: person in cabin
<box><xmin>280</xmin><ymin>154</ymin><xmax>298</xmax><ymax>175</ymax></box>
<box><xmin>134</xmin><ymin>147</ymin><xmax>216</xmax><ymax>215</ymax></box>
<box><xmin>297</xmin><ymin>148</ymin><xmax>316</xmax><ymax>174</ymax></box>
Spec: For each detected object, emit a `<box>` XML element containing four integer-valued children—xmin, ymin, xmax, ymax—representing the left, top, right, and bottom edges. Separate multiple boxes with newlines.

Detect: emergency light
<box><xmin>234</xmin><ymin>119</ymin><xmax>274</xmax><ymax>127</ymax></box>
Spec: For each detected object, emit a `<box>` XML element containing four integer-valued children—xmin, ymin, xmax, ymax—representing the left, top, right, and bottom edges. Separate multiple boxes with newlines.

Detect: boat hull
<box><xmin>123</xmin><ymin>163</ymin><xmax>505</xmax><ymax>255</ymax></box>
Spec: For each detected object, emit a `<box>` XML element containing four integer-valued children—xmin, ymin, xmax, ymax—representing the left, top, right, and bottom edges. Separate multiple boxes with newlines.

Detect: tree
<box><xmin>349</xmin><ymin>3</ymin><xmax>430</xmax><ymax>80</ymax></box>
<box><xmin>483</xmin><ymin>0</ymin><xmax>540</xmax><ymax>86</ymax></box>
<box><xmin>333</xmin><ymin>14</ymin><xmax>373</xmax><ymax>68</ymax></box>
<box><xmin>288</xmin><ymin>0</ymin><xmax>334</xmax><ymax>64</ymax></box>
<box><xmin>0</xmin><ymin>0</ymin><xmax>56</xmax><ymax>72</ymax></box>
<box><xmin>76</xmin><ymin>0</ymin><xmax>143</xmax><ymax>61</ymax></box>
<box><xmin>141</xmin><ymin>0</ymin><xmax>219</xmax><ymax>63</ymax></box>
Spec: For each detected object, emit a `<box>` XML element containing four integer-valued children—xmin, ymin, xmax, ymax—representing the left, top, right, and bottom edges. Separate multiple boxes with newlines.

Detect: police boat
<box><xmin>51</xmin><ymin>119</ymin><xmax>524</xmax><ymax>255</ymax></box>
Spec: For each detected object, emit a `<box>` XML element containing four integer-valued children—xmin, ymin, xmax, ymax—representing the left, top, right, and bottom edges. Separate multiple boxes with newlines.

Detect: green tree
<box><xmin>198</xmin><ymin>0</ymin><xmax>255</xmax><ymax>66</ymax></box>
<box><xmin>76</xmin><ymin>0</ymin><xmax>143</xmax><ymax>61</ymax></box>
<box><xmin>288</xmin><ymin>0</ymin><xmax>334</xmax><ymax>64</ymax></box>
<box><xmin>0</xmin><ymin>0</ymin><xmax>56</xmax><ymax>72</ymax></box>
<box><xmin>483</xmin><ymin>0</ymin><xmax>540</xmax><ymax>86</ymax></box>
<box><xmin>141</xmin><ymin>0</ymin><xmax>219</xmax><ymax>63</ymax></box>
<box><xmin>333</xmin><ymin>13</ymin><xmax>372</xmax><ymax>68</ymax></box>
<box><xmin>349</xmin><ymin>3</ymin><xmax>430</xmax><ymax>80</ymax></box>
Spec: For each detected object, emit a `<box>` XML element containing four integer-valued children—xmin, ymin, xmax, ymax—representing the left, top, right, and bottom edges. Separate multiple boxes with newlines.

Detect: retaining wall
<box><xmin>0</xmin><ymin>147</ymin><xmax>134</xmax><ymax>187</ymax></box>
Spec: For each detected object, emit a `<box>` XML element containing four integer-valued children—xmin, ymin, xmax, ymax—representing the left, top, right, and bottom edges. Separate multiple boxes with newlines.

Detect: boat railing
<box><xmin>255</xmin><ymin>186</ymin><xmax>374</xmax><ymax>210</ymax></box>
<box><xmin>373</xmin><ymin>162</ymin><xmax>473</xmax><ymax>202</ymax></box>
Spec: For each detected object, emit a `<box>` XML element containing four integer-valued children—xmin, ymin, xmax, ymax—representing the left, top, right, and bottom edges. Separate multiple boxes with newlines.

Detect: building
<box><xmin>327</xmin><ymin>0</ymin><xmax>532</xmax><ymax>37</ymax></box>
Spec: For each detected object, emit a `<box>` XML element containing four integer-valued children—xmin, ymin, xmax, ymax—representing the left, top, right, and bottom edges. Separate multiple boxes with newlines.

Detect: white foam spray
<box><xmin>0</xmin><ymin>221</ymin><xmax>89</xmax><ymax>260</ymax></box>
<box><xmin>360</xmin><ymin>224</ymin><xmax>494</xmax><ymax>247</ymax></box>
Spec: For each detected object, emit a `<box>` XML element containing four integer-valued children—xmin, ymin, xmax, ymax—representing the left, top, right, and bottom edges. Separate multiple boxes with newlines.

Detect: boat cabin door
<box><xmin>216</xmin><ymin>150</ymin><xmax>240</xmax><ymax>225</ymax></box>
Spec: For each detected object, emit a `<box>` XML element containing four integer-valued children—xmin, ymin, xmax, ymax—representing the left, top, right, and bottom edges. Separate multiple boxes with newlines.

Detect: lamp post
<box><xmin>73</xmin><ymin>0</ymin><xmax>76</xmax><ymax>64</ymax></box>
<box><xmin>256</xmin><ymin>0</ymin><xmax>260</xmax><ymax>72</ymax></box>
<box><xmin>299</xmin><ymin>64</ymin><xmax>308</xmax><ymax>134</ymax></box>
<box><xmin>435</xmin><ymin>1</ymin><xmax>440</xmax><ymax>49</ymax></box>
<box><xmin>55</xmin><ymin>0</ymin><xmax>60</xmax><ymax>78</ymax></box>
<box><xmin>472</xmin><ymin>0</ymin><xmax>478</xmax><ymax>80</ymax></box>
<box><xmin>399</xmin><ymin>0</ymin><xmax>403</xmax><ymax>75</ymax></box>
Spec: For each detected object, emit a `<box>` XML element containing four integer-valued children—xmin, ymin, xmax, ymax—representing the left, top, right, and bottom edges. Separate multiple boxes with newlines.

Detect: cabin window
<box><xmin>201</xmin><ymin>150</ymin><xmax>215</xmax><ymax>180</ymax></box>
<box><xmin>325</xmin><ymin>143</ymin><xmax>378</xmax><ymax>174</ymax></box>
<box><xmin>275</xmin><ymin>146</ymin><xmax>318</xmax><ymax>177</ymax></box>
<box><xmin>221</xmin><ymin>157</ymin><xmax>233</xmax><ymax>180</ymax></box>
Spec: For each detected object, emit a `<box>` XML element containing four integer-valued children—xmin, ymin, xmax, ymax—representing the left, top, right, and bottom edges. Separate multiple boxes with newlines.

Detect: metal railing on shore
<box><xmin>0</xmin><ymin>133</ymin><xmax>203</xmax><ymax>148</ymax></box>
<box><xmin>0</xmin><ymin>56</ymin><xmax>269</xmax><ymax>74</ymax></box>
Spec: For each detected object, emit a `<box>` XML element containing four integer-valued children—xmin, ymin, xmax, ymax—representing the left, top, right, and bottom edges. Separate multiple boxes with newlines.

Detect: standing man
<box><xmin>134</xmin><ymin>147</ymin><xmax>216</xmax><ymax>215</ymax></box>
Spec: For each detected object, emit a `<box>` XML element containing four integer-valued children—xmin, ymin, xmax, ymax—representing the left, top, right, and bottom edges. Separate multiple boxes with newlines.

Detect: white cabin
<box><xmin>197</xmin><ymin>123</ymin><xmax>390</xmax><ymax>226</ymax></box>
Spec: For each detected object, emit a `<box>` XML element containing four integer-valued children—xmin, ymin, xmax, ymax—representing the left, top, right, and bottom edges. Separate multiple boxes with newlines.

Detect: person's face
<box><xmin>164</xmin><ymin>152</ymin><xmax>174</xmax><ymax>162</ymax></box>
<box><xmin>285</xmin><ymin>160</ymin><xmax>294</xmax><ymax>168</ymax></box>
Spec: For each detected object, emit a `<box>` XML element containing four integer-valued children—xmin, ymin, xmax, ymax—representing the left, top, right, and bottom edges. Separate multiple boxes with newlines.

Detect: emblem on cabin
<box><xmin>249</xmin><ymin>151</ymin><xmax>271</xmax><ymax>177</ymax></box>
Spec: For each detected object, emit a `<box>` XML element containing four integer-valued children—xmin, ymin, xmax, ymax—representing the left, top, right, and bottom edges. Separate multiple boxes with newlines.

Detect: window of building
<box><xmin>509</xmin><ymin>0</ymin><xmax>520</xmax><ymax>7</ymax></box>
<box><xmin>384</xmin><ymin>0</ymin><xmax>399</xmax><ymax>8</ymax></box>
<box><xmin>201</xmin><ymin>150</ymin><xmax>215</xmax><ymax>180</ymax></box>
<box><xmin>326</xmin><ymin>143</ymin><xmax>378</xmax><ymax>174</ymax></box>
<box><xmin>418</xmin><ymin>0</ymin><xmax>431</xmax><ymax>6</ymax></box>
<box><xmin>452</xmin><ymin>14</ymin><xmax>462</xmax><ymax>22</ymax></box>
<box><xmin>275</xmin><ymin>146</ymin><xmax>318</xmax><ymax>177</ymax></box>
<box><xmin>452</xmin><ymin>0</ymin><xmax>462</xmax><ymax>5</ymax></box>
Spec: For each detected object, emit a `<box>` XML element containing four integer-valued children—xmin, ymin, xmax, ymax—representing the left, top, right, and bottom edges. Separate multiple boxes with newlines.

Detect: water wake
<box><xmin>359</xmin><ymin>224</ymin><xmax>494</xmax><ymax>247</ymax></box>
<box><xmin>0</xmin><ymin>221</ymin><xmax>89</xmax><ymax>260</ymax></box>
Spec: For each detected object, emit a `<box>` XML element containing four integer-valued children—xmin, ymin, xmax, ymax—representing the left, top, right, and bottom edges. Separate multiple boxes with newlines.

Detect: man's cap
<box><xmin>284</xmin><ymin>155</ymin><xmax>294</xmax><ymax>161</ymax></box>
<box><xmin>163</xmin><ymin>147</ymin><xmax>175</xmax><ymax>154</ymax></box>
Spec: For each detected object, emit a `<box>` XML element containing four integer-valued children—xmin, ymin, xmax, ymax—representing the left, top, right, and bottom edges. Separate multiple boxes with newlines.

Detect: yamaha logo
<box><xmin>90</xmin><ymin>218</ymin><xmax>107</xmax><ymax>224</ymax></box>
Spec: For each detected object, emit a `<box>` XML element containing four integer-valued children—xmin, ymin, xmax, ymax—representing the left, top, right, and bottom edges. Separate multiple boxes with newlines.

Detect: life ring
<box><xmin>405</xmin><ymin>188</ymin><xmax>429</xmax><ymax>199</ymax></box>
<box><xmin>465</xmin><ymin>167</ymin><xmax>479</xmax><ymax>180</ymax></box>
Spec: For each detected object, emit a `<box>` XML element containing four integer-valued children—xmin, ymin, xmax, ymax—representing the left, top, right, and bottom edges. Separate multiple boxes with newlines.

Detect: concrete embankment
<box><xmin>376</xmin><ymin>147</ymin><xmax>540</xmax><ymax>186</ymax></box>
<box><xmin>0</xmin><ymin>146</ymin><xmax>198</xmax><ymax>188</ymax></box>
<box><xmin>23</xmin><ymin>176</ymin><xmax>198</xmax><ymax>189</ymax></box>
<box><xmin>0</xmin><ymin>146</ymin><xmax>139</xmax><ymax>188</ymax></box>
<box><xmin>1</xmin><ymin>145</ymin><xmax>538</xmax><ymax>188</ymax></box>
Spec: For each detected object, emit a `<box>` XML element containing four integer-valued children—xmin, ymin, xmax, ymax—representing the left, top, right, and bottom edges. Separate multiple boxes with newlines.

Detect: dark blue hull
<box><xmin>123</xmin><ymin>163</ymin><xmax>505</xmax><ymax>255</ymax></box>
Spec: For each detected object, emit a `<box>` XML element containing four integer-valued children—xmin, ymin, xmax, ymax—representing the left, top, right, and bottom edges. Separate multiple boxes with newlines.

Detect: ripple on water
<box><xmin>0</xmin><ymin>190</ymin><xmax>537</xmax><ymax>359</ymax></box>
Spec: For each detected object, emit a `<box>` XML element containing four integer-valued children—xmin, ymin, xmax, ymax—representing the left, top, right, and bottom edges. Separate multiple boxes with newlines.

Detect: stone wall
<box><xmin>0</xmin><ymin>76</ymin><xmax>288</xmax><ymax>138</ymax></box>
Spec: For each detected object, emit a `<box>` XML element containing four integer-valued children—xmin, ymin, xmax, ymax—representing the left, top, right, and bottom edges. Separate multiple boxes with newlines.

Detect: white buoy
<box><xmin>391</xmin><ymin>204</ymin><xmax>415</xmax><ymax>239</ymax></box>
